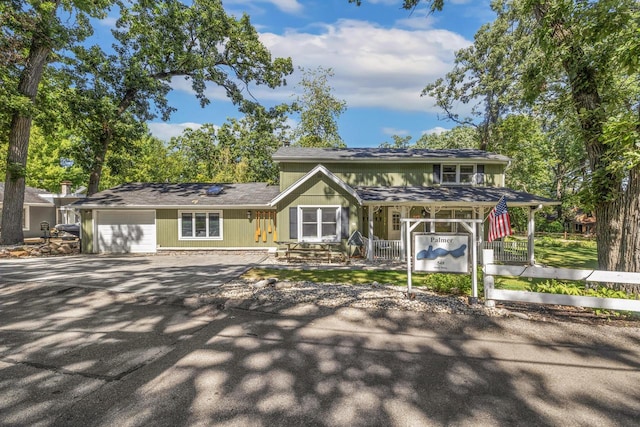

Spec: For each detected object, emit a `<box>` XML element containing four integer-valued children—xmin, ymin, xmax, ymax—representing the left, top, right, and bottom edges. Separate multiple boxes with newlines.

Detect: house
<box><xmin>73</xmin><ymin>147</ymin><xmax>557</xmax><ymax>262</ymax></box>
<box><xmin>0</xmin><ymin>183</ymin><xmax>56</xmax><ymax>239</ymax></box>
<box><xmin>0</xmin><ymin>181</ymin><xmax>85</xmax><ymax>239</ymax></box>
<box><xmin>569</xmin><ymin>210</ymin><xmax>596</xmax><ymax>235</ymax></box>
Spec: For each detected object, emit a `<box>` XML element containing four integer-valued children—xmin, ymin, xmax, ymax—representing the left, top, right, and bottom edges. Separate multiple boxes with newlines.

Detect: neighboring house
<box><xmin>570</xmin><ymin>210</ymin><xmax>596</xmax><ymax>235</ymax></box>
<box><xmin>0</xmin><ymin>183</ymin><xmax>55</xmax><ymax>239</ymax></box>
<box><xmin>73</xmin><ymin>147</ymin><xmax>557</xmax><ymax>258</ymax></box>
<box><xmin>0</xmin><ymin>181</ymin><xmax>85</xmax><ymax>239</ymax></box>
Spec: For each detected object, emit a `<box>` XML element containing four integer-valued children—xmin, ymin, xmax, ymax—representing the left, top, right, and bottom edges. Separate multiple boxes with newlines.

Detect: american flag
<box><xmin>488</xmin><ymin>196</ymin><xmax>513</xmax><ymax>242</ymax></box>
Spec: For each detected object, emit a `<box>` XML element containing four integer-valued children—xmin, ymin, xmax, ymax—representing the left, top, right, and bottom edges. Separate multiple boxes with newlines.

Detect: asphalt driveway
<box><xmin>0</xmin><ymin>254</ymin><xmax>639</xmax><ymax>426</ymax></box>
<box><xmin>0</xmin><ymin>253</ymin><xmax>266</xmax><ymax>296</ymax></box>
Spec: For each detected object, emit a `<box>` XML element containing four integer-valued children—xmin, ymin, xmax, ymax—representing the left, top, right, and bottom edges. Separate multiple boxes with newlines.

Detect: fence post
<box><xmin>483</xmin><ymin>249</ymin><xmax>495</xmax><ymax>308</ymax></box>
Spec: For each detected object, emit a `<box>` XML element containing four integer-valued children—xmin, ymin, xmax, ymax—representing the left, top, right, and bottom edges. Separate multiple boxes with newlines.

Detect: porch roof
<box><xmin>355</xmin><ymin>186</ymin><xmax>558</xmax><ymax>207</ymax></box>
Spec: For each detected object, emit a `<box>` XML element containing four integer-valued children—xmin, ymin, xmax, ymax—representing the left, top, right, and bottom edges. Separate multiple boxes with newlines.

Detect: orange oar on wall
<box><xmin>273</xmin><ymin>211</ymin><xmax>278</xmax><ymax>241</ymax></box>
<box><xmin>255</xmin><ymin>211</ymin><xmax>260</xmax><ymax>242</ymax></box>
<box><xmin>268</xmin><ymin>211</ymin><xmax>272</xmax><ymax>233</ymax></box>
<box><xmin>262</xmin><ymin>211</ymin><xmax>267</xmax><ymax>242</ymax></box>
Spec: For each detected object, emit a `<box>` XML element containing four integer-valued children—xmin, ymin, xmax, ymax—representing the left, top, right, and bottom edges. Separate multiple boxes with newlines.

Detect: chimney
<box><xmin>61</xmin><ymin>180</ymin><xmax>72</xmax><ymax>196</ymax></box>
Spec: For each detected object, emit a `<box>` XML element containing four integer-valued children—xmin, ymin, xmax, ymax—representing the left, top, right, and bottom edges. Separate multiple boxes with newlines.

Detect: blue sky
<box><xmin>100</xmin><ymin>0</ymin><xmax>495</xmax><ymax>147</ymax></box>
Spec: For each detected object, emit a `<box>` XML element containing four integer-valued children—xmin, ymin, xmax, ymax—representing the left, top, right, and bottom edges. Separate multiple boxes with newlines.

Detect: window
<box><xmin>440</xmin><ymin>164</ymin><xmax>476</xmax><ymax>185</ymax></box>
<box><xmin>299</xmin><ymin>206</ymin><xmax>341</xmax><ymax>242</ymax></box>
<box><xmin>179</xmin><ymin>211</ymin><xmax>222</xmax><ymax>240</ymax></box>
<box><xmin>392</xmin><ymin>212</ymin><xmax>401</xmax><ymax>231</ymax></box>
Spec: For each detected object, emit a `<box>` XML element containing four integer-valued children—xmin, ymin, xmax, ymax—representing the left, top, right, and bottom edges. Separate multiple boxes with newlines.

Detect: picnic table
<box><xmin>276</xmin><ymin>241</ymin><xmax>344</xmax><ymax>263</ymax></box>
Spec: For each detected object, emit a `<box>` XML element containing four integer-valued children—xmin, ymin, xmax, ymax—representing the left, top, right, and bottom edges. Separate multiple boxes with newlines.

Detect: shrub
<box><xmin>421</xmin><ymin>273</ymin><xmax>482</xmax><ymax>295</ymax></box>
<box><xmin>528</xmin><ymin>280</ymin><xmax>634</xmax><ymax>299</ymax></box>
<box><xmin>538</xmin><ymin>220</ymin><xmax>565</xmax><ymax>233</ymax></box>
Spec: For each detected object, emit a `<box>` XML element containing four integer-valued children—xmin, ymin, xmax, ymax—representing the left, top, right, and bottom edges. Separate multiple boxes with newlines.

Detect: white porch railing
<box><xmin>482</xmin><ymin>241</ymin><xmax>528</xmax><ymax>263</ymax></box>
<box><xmin>362</xmin><ymin>237</ymin><xmax>403</xmax><ymax>261</ymax></box>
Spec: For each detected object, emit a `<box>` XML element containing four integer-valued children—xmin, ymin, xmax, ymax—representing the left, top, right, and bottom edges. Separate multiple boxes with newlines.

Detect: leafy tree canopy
<box><xmin>292</xmin><ymin>66</ymin><xmax>347</xmax><ymax>148</ymax></box>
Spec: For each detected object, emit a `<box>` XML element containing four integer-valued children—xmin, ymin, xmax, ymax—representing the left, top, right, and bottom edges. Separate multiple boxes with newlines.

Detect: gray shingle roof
<box><xmin>273</xmin><ymin>147</ymin><xmax>510</xmax><ymax>163</ymax></box>
<box><xmin>0</xmin><ymin>183</ymin><xmax>53</xmax><ymax>205</ymax></box>
<box><xmin>355</xmin><ymin>186</ymin><xmax>558</xmax><ymax>207</ymax></box>
<box><xmin>72</xmin><ymin>182</ymin><xmax>280</xmax><ymax>208</ymax></box>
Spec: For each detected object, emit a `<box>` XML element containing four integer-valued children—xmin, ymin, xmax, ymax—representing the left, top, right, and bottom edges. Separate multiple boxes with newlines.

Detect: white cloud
<box><xmin>423</xmin><ymin>126</ymin><xmax>449</xmax><ymax>135</ymax></box>
<box><xmin>98</xmin><ymin>16</ymin><xmax>117</xmax><ymax>28</ymax></box>
<box><xmin>148</xmin><ymin>122</ymin><xmax>204</xmax><ymax>141</ymax></box>
<box><xmin>225</xmin><ymin>0</ymin><xmax>303</xmax><ymax>14</ymax></box>
<box><xmin>382</xmin><ymin>127</ymin><xmax>410</xmax><ymax>136</ymax></box>
<box><xmin>168</xmin><ymin>18</ymin><xmax>471</xmax><ymax>114</ymax></box>
<box><xmin>258</xmin><ymin>19</ymin><xmax>471</xmax><ymax>112</ymax></box>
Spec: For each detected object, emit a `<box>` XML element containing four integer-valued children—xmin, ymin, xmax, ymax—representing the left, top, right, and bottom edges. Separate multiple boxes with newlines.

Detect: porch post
<box><xmin>528</xmin><ymin>207</ymin><xmax>535</xmax><ymax>265</ymax></box>
<box><xmin>368</xmin><ymin>206</ymin><xmax>374</xmax><ymax>261</ymax></box>
<box><xmin>429</xmin><ymin>207</ymin><xmax>436</xmax><ymax>232</ymax></box>
<box><xmin>400</xmin><ymin>206</ymin><xmax>410</xmax><ymax>261</ymax></box>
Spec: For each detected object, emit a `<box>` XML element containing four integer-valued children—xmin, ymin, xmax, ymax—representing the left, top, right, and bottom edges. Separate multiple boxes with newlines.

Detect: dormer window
<box><xmin>441</xmin><ymin>164</ymin><xmax>476</xmax><ymax>185</ymax></box>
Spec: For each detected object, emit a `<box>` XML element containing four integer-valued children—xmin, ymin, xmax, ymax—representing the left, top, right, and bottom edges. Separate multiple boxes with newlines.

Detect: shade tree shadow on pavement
<box><xmin>0</xmin><ymin>279</ymin><xmax>639</xmax><ymax>426</ymax></box>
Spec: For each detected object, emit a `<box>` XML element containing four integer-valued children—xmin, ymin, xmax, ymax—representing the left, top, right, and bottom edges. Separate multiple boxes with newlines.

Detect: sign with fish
<box><xmin>414</xmin><ymin>233</ymin><xmax>469</xmax><ymax>273</ymax></box>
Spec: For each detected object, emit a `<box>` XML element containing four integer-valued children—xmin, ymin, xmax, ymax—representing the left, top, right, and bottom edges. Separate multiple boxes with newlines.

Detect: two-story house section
<box><xmin>270</xmin><ymin>147</ymin><xmax>556</xmax><ymax>261</ymax></box>
<box><xmin>73</xmin><ymin>146</ymin><xmax>556</xmax><ymax>260</ymax></box>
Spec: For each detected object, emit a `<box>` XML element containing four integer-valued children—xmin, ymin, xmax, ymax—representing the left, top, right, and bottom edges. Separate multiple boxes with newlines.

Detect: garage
<box><xmin>96</xmin><ymin>210</ymin><xmax>157</xmax><ymax>253</ymax></box>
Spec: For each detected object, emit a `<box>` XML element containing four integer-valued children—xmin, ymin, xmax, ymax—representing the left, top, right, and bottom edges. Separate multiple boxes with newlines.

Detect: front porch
<box><xmin>359</xmin><ymin>204</ymin><xmax>536</xmax><ymax>264</ymax></box>
<box><xmin>362</xmin><ymin>235</ymin><xmax>529</xmax><ymax>264</ymax></box>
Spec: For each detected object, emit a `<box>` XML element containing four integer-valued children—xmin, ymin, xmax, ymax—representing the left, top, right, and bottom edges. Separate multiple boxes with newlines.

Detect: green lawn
<box><xmin>244</xmin><ymin>237</ymin><xmax>598</xmax><ymax>294</ymax></box>
<box><xmin>495</xmin><ymin>237</ymin><xmax>597</xmax><ymax>290</ymax></box>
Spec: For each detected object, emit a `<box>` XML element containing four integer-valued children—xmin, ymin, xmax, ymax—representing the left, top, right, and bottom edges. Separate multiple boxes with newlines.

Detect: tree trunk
<box><xmin>87</xmin><ymin>131</ymin><xmax>112</xmax><ymax>195</ymax></box>
<box><xmin>1</xmin><ymin>16</ymin><xmax>54</xmax><ymax>245</ymax></box>
<box><xmin>532</xmin><ymin>1</ymin><xmax>636</xmax><ymax>272</ymax></box>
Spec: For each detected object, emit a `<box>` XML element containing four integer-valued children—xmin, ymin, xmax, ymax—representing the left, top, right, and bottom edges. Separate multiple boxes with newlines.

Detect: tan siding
<box><xmin>156</xmin><ymin>209</ymin><xmax>278</xmax><ymax>248</ymax></box>
<box><xmin>25</xmin><ymin>206</ymin><xmax>56</xmax><ymax>239</ymax></box>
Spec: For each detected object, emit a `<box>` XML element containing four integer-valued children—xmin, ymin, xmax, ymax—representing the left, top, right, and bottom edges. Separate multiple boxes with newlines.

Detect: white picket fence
<box><xmin>483</xmin><ymin>250</ymin><xmax>640</xmax><ymax>312</ymax></box>
<box><xmin>481</xmin><ymin>240</ymin><xmax>528</xmax><ymax>263</ymax></box>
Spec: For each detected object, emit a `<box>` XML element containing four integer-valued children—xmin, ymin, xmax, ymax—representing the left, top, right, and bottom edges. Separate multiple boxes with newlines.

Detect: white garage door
<box><xmin>96</xmin><ymin>210</ymin><xmax>156</xmax><ymax>253</ymax></box>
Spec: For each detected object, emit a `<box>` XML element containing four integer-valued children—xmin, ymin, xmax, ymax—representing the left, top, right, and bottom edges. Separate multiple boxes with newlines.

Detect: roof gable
<box><xmin>270</xmin><ymin>164</ymin><xmax>362</xmax><ymax>206</ymax></box>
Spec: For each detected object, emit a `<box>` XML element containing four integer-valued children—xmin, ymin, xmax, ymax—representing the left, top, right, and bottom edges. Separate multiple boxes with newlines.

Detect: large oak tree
<box><xmin>1</xmin><ymin>0</ymin><xmax>112</xmax><ymax>244</ymax></box>
<box><xmin>353</xmin><ymin>0</ymin><xmax>640</xmax><ymax>272</ymax></box>
<box><xmin>65</xmin><ymin>0</ymin><xmax>293</xmax><ymax>195</ymax></box>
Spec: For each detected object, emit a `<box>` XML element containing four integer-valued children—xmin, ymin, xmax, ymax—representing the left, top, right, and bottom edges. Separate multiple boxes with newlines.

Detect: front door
<box><xmin>388</xmin><ymin>208</ymin><xmax>401</xmax><ymax>240</ymax></box>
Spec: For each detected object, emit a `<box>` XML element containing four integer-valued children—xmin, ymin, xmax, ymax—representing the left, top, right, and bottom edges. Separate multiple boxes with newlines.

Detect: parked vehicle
<box><xmin>53</xmin><ymin>223</ymin><xmax>80</xmax><ymax>237</ymax></box>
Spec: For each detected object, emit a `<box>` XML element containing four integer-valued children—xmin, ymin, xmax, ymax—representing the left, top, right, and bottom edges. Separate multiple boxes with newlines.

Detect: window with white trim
<box><xmin>299</xmin><ymin>206</ymin><xmax>341</xmax><ymax>242</ymax></box>
<box><xmin>441</xmin><ymin>164</ymin><xmax>476</xmax><ymax>185</ymax></box>
<box><xmin>178</xmin><ymin>211</ymin><xmax>222</xmax><ymax>240</ymax></box>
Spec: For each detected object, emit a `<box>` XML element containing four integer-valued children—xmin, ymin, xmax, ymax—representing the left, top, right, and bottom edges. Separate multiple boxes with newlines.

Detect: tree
<box><xmin>292</xmin><ymin>66</ymin><xmax>347</xmax><ymax>148</ymax></box>
<box><xmin>414</xmin><ymin>126</ymin><xmax>479</xmax><ymax>149</ymax></box>
<box><xmin>169</xmin><ymin>105</ymin><xmax>290</xmax><ymax>183</ymax></box>
<box><xmin>1</xmin><ymin>0</ymin><xmax>112</xmax><ymax>244</ymax></box>
<box><xmin>357</xmin><ymin>0</ymin><xmax>640</xmax><ymax>272</ymax></box>
<box><xmin>379</xmin><ymin>135</ymin><xmax>412</xmax><ymax>149</ymax></box>
<box><xmin>62</xmin><ymin>0</ymin><xmax>292</xmax><ymax>195</ymax></box>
